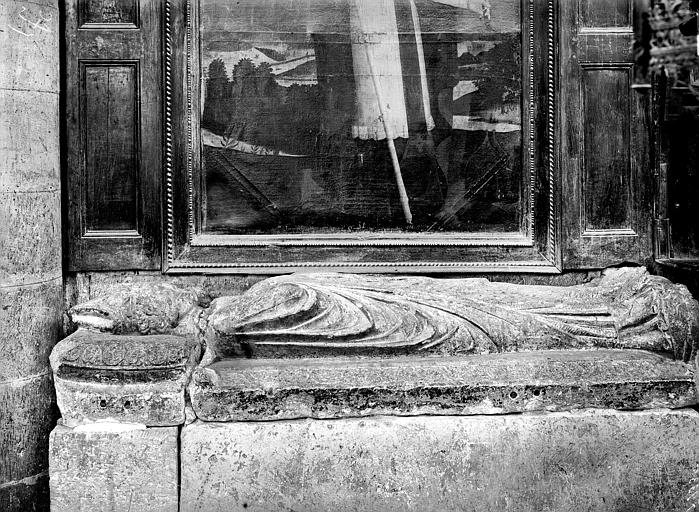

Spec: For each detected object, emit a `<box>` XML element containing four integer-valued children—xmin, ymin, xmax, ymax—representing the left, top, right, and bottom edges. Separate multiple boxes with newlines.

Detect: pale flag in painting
<box><xmin>349</xmin><ymin>0</ymin><xmax>490</xmax><ymax>141</ymax></box>
<box><xmin>349</xmin><ymin>0</ymin><xmax>409</xmax><ymax>140</ymax></box>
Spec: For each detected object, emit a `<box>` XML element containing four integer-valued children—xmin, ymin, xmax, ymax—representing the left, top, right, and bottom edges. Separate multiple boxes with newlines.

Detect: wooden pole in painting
<box><xmin>408</xmin><ymin>0</ymin><xmax>435</xmax><ymax>131</ymax></box>
<box><xmin>363</xmin><ymin>44</ymin><xmax>413</xmax><ymax>226</ymax></box>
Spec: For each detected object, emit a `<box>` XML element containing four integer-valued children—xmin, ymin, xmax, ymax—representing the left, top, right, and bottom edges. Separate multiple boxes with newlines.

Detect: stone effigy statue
<box><xmin>69</xmin><ymin>267</ymin><xmax>699</xmax><ymax>363</ymax></box>
<box><xmin>49</xmin><ymin>268</ymin><xmax>699</xmax><ymax>509</ymax></box>
<box><xmin>53</xmin><ymin>266</ymin><xmax>699</xmax><ymax>425</ymax></box>
<box><xmin>206</xmin><ymin>268</ymin><xmax>698</xmax><ymax>361</ymax></box>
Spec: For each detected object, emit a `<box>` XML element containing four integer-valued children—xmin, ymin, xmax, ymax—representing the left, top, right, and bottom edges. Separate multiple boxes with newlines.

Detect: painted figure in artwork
<box><xmin>347</xmin><ymin>0</ymin><xmax>492</xmax><ymax>225</ymax></box>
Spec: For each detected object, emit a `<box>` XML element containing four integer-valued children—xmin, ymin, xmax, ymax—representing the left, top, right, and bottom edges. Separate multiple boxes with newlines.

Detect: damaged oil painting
<box><xmin>199</xmin><ymin>0</ymin><xmax>523</xmax><ymax>234</ymax></box>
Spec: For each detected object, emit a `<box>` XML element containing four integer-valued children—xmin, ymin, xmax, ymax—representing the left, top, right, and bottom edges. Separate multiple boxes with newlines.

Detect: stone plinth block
<box><xmin>190</xmin><ymin>349</ymin><xmax>697</xmax><ymax>421</ymax></box>
<box><xmin>181</xmin><ymin>409</ymin><xmax>699</xmax><ymax>512</ymax></box>
<box><xmin>49</xmin><ymin>423</ymin><xmax>177</xmax><ymax>512</ymax></box>
<box><xmin>50</xmin><ymin>330</ymin><xmax>200</xmax><ymax>426</ymax></box>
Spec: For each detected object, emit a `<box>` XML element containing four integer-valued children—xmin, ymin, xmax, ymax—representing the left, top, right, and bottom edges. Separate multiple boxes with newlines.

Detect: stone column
<box><xmin>0</xmin><ymin>1</ymin><xmax>62</xmax><ymax>510</ymax></box>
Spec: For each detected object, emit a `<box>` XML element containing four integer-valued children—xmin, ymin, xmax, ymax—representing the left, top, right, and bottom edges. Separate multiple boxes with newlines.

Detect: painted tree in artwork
<box><xmin>203</xmin><ymin>59</ymin><xmax>231</xmax><ymax>132</ymax></box>
<box><xmin>207</xmin><ymin>59</ymin><xmax>229</xmax><ymax>98</ymax></box>
<box><xmin>254</xmin><ymin>62</ymin><xmax>276</xmax><ymax>96</ymax></box>
<box><xmin>231</xmin><ymin>58</ymin><xmax>256</xmax><ymax>98</ymax></box>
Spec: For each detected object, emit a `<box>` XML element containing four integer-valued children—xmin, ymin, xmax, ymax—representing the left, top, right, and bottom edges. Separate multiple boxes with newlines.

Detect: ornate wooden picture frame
<box><xmin>163</xmin><ymin>0</ymin><xmax>559</xmax><ymax>273</ymax></box>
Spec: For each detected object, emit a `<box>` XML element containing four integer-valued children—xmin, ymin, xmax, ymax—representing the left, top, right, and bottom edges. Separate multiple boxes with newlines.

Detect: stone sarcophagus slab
<box><xmin>55</xmin><ymin>267</ymin><xmax>699</xmax><ymax>423</ymax></box>
<box><xmin>50</xmin><ymin>330</ymin><xmax>200</xmax><ymax>426</ymax></box>
<box><xmin>190</xmin><ymin>349</ymin><xmax>697</xmax><ymax>422</ymax></box>
<box><xmin>187</xmin><ymin>267</ymin><xmax>699</xmax><ymax>420</ymax></box>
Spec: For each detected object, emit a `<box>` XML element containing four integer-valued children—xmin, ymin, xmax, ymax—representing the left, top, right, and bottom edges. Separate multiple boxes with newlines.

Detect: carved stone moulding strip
<box><xmin>189</xmin><ymin>350</ymin><xmax>697</xmax><ymax>422</ymax></box>
<box><xmin>50</xmin><ymin>330</ymin><xmax>201</xmax><ymax>427</ymax></box>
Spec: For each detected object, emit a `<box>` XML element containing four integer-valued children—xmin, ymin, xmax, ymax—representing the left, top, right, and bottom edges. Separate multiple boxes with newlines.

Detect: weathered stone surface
<box><xmin>0</xmin><ymin>89</ymin><xmax>60</xmax><ymax>195</ymax></box>
<box><xmin>0</xmin><ymin>1</ymin><xmax>59</xmax><ymax>93</ymax></box>
<box><xmin>0</xmin><ymin>281</ymin><xmax>62</xmax><ymax>381</ymax></box>
<box><xmin>69</xmin><ymin>282</ymin><xmax>209</xmax><ymax>335</ymax></box>
<box><xmin>51</xmin><ymin>330</ymin><xmax>200</xmax><ymax>426</ymax></box>
<box><xmin>0</xmin><ymin>374</ymin><xmax>56</xmax><ymax>483</ymax></box>
<box><xmin>1</xmin><ymin>2</ymin><xmax>61</xmax><ymax>511</ymax></box>
<box><xmin>207</xmin><ymin>268</ymin><xmax>699</xmax><ymax>361</ymax></box>
<box><xmin>50</xmin><ymin>423</ymin><xmax>178</xmax><ymax>512</ymax></box>
<box><xmin>190</xmin><ymin>349</ymin><xmax>698</xmax><ymax>421</ymax></box>
<box><xmin>0</xmin><ymin>191</ymin><xmax>61</xmax><ymax>286</ymax></box>
<box><xmin>181</xmin><ymin>409</ymin><xmax>699</xmax><ymax>512</ymax></box>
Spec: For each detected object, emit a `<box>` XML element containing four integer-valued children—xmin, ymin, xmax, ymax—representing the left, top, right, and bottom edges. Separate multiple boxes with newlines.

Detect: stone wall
<box><xmin>0</xmin><ymin>1</ymin><xmax>62</xmax><ymax>510</ymax></box>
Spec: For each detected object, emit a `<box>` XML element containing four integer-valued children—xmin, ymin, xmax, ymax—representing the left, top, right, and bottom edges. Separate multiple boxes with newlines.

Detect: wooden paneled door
<box><xmin>62</xmin><ymin>0</ymin><xmax>656</xmax><ymax>273</ymax></box>
<box><xmin>65</xmin><ymin>0</ymin><xmax>161</xmax><ymax>270</ymax></box>
<box><xmin>559</xmin><ymin>0</ymin><xmax>654</xmax><ymax>268</ymax></box>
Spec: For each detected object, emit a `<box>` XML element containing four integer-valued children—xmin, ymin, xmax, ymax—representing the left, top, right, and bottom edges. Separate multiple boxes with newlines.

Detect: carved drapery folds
<box><xmin>70</xmin><ymin>267</ymin><xmax>699</xmax><ymax>363</ymax></box>
<box><xmin>206</xmin><ymin>268</ymin><xmax>698</xmax><ymax>361</ymax></box>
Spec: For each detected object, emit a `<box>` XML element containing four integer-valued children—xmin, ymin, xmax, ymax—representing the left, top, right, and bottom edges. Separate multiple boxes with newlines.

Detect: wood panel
<box><xmin>83</xmin><ymin>63</ymin><xmax>139</xmax><ymax>232</ymax></box>
<box><xmin>580</xmin><ymin>0</ymin><xmax>631</xmax><ymax>27</ymax></box>
<box><xmin>582</xmin><ymin>65</ymin><xmax>632</xmax><ymax>231</ymax></box>
<box><xmin>79</xmin><ymin>0</ymin><xmax>138</xmax><ymax>27</ymax></box>
<box><xmin>66</xmin><ymin>0</ymin><xmax>161</xmax><ymax>270</ymax></box>
<box><xmin>560</xmin><ymin>0</ymin><xmax>653</xmax><ymax>268</ymax></box>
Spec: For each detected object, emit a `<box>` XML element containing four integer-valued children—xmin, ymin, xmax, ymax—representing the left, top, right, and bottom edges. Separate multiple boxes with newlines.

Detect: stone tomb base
<box><xmin>49</xmin><ymin>423</ymin><xmax>178</xmax><ymax>512</ymax></box>
<box><xmin>181</xmin><ymin>409</ymin><xmax>699</xmax><ymax>512</ymax></box>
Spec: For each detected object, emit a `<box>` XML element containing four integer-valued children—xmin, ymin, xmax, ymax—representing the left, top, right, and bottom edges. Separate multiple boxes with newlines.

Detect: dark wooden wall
<box><xmin>559</xmin><ymin>0</ymin><xmax>654</xmax><ymax>268</ymax></box>
<box><xmin>65</xmin><ymin>0</ymin><xmax>161</xmax><ymax>270</ymax></box>
<box><xmin>64</xmin><ymin>0</ymin><xmax>653</xmax><ymax>273</ymax></box>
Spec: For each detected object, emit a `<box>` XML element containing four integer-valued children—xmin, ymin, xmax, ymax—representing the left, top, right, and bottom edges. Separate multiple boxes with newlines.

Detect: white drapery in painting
<box><xmin>349</xmin><ymin>0</ymin><xmax>490</xmax><ymax>141</ymax></box>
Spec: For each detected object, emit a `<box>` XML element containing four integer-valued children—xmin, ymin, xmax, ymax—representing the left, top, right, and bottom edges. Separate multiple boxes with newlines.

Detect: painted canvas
<box><xmin>199</xmin><ymin>0</ymin><xmax>523</xmax><ymax>234</ymax></box>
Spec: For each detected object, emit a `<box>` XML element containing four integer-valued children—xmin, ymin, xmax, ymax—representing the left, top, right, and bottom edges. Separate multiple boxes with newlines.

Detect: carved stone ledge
<box><xmin>50</xmin><ymin>330</ymin><xmax>200</xmax><ymax>426</ymax></box>
<box><xmin>190</xmin><ymin>349</ymin><xmax>697</xmax><ymax>422</ymax></box>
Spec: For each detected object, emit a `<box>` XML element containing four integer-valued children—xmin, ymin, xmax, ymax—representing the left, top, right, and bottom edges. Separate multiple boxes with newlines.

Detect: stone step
<box><xmin>49</xmin><ymin>423</ymin><xmax>178</xmax><ymax>512</ymax></box>
<box><xmin>190</xmin><ymin>349</ymin><xmax>698</xmax><ymax>421</ymax></box>
<box><xmin>180</xmin><ymin>409</ymin><xmax>699</xmax><ymax>512</ymax></box>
